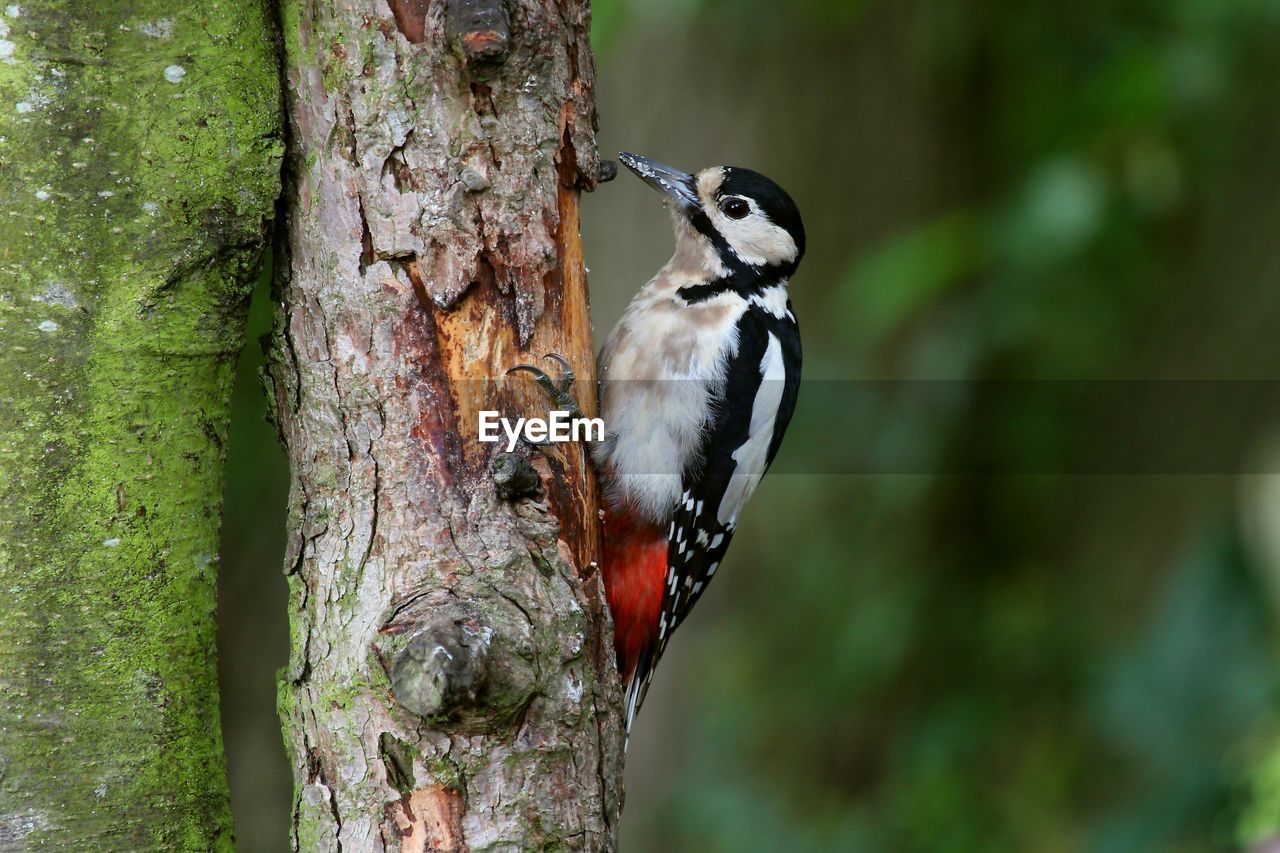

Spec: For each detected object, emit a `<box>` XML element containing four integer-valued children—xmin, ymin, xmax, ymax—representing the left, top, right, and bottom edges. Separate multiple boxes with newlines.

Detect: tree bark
<box><xmin>270</xmin><ymin>0</ymin><xmax>622</xmax><ymax>848</ymax></box>
<box><xmin>0</xmin><ymin>0</ymin><xmax>281</xmax><ymax>848</ymax></box>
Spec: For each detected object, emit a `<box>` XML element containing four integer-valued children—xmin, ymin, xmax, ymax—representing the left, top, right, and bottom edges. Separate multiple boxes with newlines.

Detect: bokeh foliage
<box><xmin>218</xmin><ymin>0</ymin><xmax>1280</xmax><ymax>849</ymax></box>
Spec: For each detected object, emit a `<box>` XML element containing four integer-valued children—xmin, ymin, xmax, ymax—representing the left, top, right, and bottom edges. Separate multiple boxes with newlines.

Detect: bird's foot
<box><xmin>506</xmin><ymin>353</ymin><xmax>587</xmax><ymax>445</ymax></box>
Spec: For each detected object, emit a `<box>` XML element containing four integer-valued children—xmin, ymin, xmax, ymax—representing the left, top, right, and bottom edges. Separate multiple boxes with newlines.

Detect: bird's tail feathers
<box><xmin>622</xmin><ymin>646</ymin><xmax>656</xmax><ymax>746</ymax></box>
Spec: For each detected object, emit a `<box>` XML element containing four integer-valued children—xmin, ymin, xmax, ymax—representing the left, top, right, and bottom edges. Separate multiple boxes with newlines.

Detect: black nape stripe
<box><xmin>677</xmin><ymin>266</ymin><xmax>791</xmax><ymax>304</ymax></box>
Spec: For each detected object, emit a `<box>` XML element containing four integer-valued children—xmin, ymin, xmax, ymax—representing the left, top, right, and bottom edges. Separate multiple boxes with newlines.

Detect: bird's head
<box><xmin>618</xmin><ymin>152</ymin><xmax>805</xmax><ymax>282</ymax></box>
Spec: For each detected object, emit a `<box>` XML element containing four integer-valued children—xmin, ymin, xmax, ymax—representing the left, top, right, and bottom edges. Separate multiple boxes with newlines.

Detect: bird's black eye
<box><xmin>721</xmin><ymin>197</ymin><xmax>750</xmax><ymax>220</ymax></box>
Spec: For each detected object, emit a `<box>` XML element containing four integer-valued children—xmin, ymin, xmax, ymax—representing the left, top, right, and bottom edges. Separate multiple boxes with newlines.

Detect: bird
<box><xmin>510</xmin><ymin>152</ymin><xmax>805</xmax><ymax>733</ymax></box>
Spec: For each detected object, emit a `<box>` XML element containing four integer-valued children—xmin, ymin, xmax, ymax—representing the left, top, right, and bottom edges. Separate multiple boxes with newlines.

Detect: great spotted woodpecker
<box><xmin>512</xmin><ymin>153</ymin><xmax>804</xmax><ymax>732</ymax></box>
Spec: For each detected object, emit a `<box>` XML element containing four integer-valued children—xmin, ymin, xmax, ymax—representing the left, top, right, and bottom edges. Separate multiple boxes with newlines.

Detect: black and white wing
<box><xmin>623</xmin><ymin>305</ymin><xmax>801</xmax><ymax>724</ymax></box>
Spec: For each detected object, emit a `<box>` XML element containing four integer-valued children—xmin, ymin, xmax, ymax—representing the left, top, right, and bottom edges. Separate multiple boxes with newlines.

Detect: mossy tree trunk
<box><xmin>270</xmin><ymin>0</ymin><xmax>623</xmax><ymax>849</ymax></box>
<box><xmin>0</xmin><ymin>0</ymin><xmax>281</xmax><ymax>848</ymax></box>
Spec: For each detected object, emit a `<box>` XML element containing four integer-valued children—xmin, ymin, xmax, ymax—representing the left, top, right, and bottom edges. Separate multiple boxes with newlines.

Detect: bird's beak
<box><xmin>619</xmin><ymin>152</ymin><xmax>699</xmax><ymax>214</ymax></box>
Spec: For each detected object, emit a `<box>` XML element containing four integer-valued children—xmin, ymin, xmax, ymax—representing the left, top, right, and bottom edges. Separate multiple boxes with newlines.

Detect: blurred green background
<box><xmin>217</xmin><ymin>0</ymin><xmax>1280</xmax><ymax>849</ymax></box>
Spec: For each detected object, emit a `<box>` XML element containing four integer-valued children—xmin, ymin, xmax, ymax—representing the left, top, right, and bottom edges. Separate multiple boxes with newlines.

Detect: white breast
<box><xmin>595</xmin><ymin>272</ymin><xmax>748</xmax><ymax>523</ymax></box>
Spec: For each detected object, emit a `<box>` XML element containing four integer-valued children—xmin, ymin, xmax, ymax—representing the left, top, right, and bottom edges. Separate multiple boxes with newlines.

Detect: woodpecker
<box><xmin>511</xmin><ymin>153</ymin><xmax>804</xmax><ymax>732</ymax></box>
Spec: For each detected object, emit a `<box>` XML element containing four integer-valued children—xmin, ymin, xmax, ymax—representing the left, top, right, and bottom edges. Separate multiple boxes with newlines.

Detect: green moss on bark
<box><xmin>0</xmin><ymin>0</ymin><xmax>281</xmax><ymax>847</ymax></box>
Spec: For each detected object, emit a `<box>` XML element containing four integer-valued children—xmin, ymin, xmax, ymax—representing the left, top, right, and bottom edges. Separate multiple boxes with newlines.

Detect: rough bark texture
<box><xmin>0</xmin><ymin>1</ymin><xmax>281</xmax><ymax>848</ymax></box>
<box><xmin>271</xmin><ymin>0</ymin><xmax>623</xmax><ymax>849</ymax></box>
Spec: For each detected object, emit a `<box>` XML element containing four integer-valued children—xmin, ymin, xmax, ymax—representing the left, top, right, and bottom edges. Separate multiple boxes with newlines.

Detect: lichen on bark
<box><xmin>271</xmin><ymin>0</ymin><xmax>623</xmax><ymax>848</ymax></box>
<box><xmin>0</xmin><ymin>0</ymin><xmax>281</xmax><ymax>847</ymax></box>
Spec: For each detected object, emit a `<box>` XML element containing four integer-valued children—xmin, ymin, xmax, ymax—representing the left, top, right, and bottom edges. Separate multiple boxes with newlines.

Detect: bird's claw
<box><xmin>541</xmin><ymin>353</ymin><xmax>576</xmax><ymax>388</ymax></box>
<box><xmin>506</xmin><ymin>353</ymin><xmax>584</xmax><ymax>421</ymax></box>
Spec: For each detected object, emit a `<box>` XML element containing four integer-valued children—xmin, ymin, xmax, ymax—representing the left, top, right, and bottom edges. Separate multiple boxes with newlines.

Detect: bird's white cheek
<box><xmin>714</xmin><ymin>212</ymin><xmax>797</xmax><ymax>267</ymax></box>
<box><xmin>734</xmin><ymin>221</ymin><xmax>796</xmax><ymax>266</ymax></box>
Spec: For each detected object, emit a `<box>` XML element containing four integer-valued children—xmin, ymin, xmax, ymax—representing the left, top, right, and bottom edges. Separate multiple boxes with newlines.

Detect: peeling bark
<box><xmin>271</xmin><ymin>0</ymin><xmax>622</xmax><ymax>848</ymax></box>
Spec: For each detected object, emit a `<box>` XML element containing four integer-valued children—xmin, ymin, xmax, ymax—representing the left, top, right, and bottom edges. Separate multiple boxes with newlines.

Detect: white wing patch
<box><xmin>717</xmin><ymin>332</ymin><xmax>786</xmax><ymax>525</ymax></box>
<box><xmin>748</xmin><ymin>283</ymin><xmax>791</xmax><ymax>319</ymax></box>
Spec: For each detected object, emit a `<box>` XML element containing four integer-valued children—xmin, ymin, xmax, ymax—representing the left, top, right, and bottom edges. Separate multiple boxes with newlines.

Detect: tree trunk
<box><xmin>270</xmin><ymin>0</ymin><xmax>622</xmax><ymax>848</ymax></box>
<box><xmin>0</xmin><ymin>0</ymin><xmax>281</xmax><ymax>848</ymax></box>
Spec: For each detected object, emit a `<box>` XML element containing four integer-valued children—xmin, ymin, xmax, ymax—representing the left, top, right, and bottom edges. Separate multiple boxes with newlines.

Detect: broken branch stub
<box><xmin>446</xmin><ymin>0</ymin><xmax>512</xmax><ymax>68</ymax></box>
<box><xmin>390</xmin><ymin>619</ymin><xmax>491</xmax><ymax>718</ymax></box>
